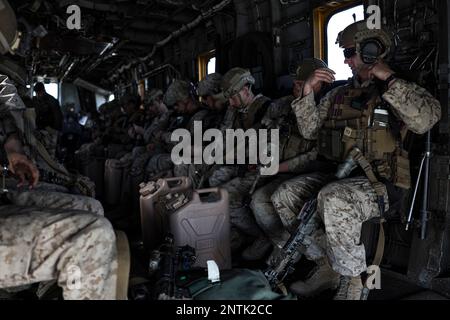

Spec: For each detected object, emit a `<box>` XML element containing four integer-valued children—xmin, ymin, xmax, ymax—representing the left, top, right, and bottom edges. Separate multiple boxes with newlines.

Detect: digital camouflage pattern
<box><xmin>4</xmin><ymin>178</ymin><xmax>101</xmax><ymax>214</ymax></box>
<box><xmin>314</xmin><ymin>177</ymin><xmax>389</xmax><ymax>276</ymax></box>
<box><xmin>221</xmin><ymin>67</ymin><xmax>255</xmax><ymax>100</ymax></box>
<box><xmin>291</xmin><ymin>78</ymin><xmax>441</xmax><ymax>140</ymax></box>
<box><xmin>163</xmin><ymin>80</ymin><xmax>192</xmax><ymax>106</ymax></box>
<box><xmin>271</xmin><ymin>172</ymin><xmax>329</xmax><ymax>233</ymax></box>
<box><xmin>197</xmin><ymin>73</ymin><xmax>222</xmax><ymax>97</ymax></box>
<box><xmin>287</xmin><ymin>75</ymin><xmax>441</xmax><ymax>278</ymax></box>
<box><xmin>250</xmin><ymin>175</ymin><xmax>291</xmax><ymax>247</ymax></box>
<box><xmin>221</xmin><ymin>172</ymin><xmax>267</xmax><ymax>239</ymax></box>
<box><xmin>1</xmin><ymin>74</ymin><xmax>117</xmax><ymax>300</ymax></box>
<box><xmin>0</xmin><ymin>206</ymin><xmax>117</xmax><ymax>299</ymax></box>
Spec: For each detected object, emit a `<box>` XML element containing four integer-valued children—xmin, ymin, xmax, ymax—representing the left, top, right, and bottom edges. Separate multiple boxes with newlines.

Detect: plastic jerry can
<box><xmin>169</xmin><ymin>188</ymin><xmax>231</xmax><ymax>270</ymax></box>
<box><xmin>79</xmin><ymin>157</ymin><xmax>105</xmax><ymax>200</ymax></box>
<box><xmin>104</xmin><ymin>158</ymin><xmax>125</xmax><ymax>206</ymax></box>
<box><xmin>139</xmin><ymin>176</ymin><xmax>192</xmax><ymax>253</ymax></box>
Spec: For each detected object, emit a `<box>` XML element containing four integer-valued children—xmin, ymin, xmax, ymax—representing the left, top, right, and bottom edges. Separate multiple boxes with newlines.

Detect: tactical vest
<box><xmin>318</xmin><ymin>85</ymin><xmax>411</xmax><ymax>190</ymax></box>
<box><xmin>235</xmin><ymin>95</ymin><xmax>272</xmax><ymax>130</ymax></box>
<box><xmin>271</xmin><ymin>96</ymin><xmax>316</xmax><ymax>162</ymax></box>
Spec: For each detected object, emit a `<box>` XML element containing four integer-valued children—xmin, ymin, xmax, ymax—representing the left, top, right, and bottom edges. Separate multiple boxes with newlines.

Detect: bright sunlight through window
<box><xmin>327</xmin><ymin>5</ymin><xmax>364</xmax><ymax>80</ymax></box>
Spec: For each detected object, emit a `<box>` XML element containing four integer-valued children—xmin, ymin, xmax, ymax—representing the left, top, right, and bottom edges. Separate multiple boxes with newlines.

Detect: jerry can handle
<box><xmin>193</xmin><ymin>188</ymin><xmax>228</xmax><ymax>203</ymax></box>
<box><xmin>164</xmin><ymin>176</ymin><xmax>192</xmax><ymax>192</ymax></box>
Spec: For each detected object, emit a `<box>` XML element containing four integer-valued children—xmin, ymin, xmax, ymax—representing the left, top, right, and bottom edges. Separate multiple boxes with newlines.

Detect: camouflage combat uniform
<box><xmin>0</xmin><ymin>75</ymin><xmax>117</xmax><ymax>300</ymax></box>
<box><xmin>0</xmin><ymin>206</ymin><xmax>117</xmax><ymax>300</ymax></box>
<box><xmin>249</xmin><ymin>58</ymin><xmax>333</xmax><ymax>248</ymax></box>
<box><xmin>219</xmin><ymin>93</ymin><xmax>275</xmax><ymax>242</ymax></box>
<box><xmin>250</xmin><ymin>94</ymin><xmax>319</xmax><ymax>245</ymax></box>
<box><xmin>5</xmin><ymin>178</ymin><xmax>104</xmax><ymax>216</ymax></box>
<box><xmin>277</xmin><ymin>77</ymin><xmax>441</xmax><ymax>276</ymax></box>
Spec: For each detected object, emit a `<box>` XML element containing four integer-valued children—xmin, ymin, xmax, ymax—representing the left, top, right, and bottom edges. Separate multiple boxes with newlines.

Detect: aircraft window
<box><xmin>96</xmin><ymin>93</ymin><xmax>108</xmax><ymax>109</ymax></box>
<box><xmin>326</xmin><ymin>5</ymin><xmax>364</xmax><ymax>80</ymax></box>
<box><xmin>45</xmin><ymin>83</ymin><xmax>59</xmax><ymax>99</ymax></box>
<box><xmin>33</xmin><ymin>83</ymin><xmax>59</xmax><ymax>99</ymax></box>
<box><xmin>198</xmin><ymin>50</ymin><xmax>216</xmax><ymax>81</ymax></box>
<box><xmin>207</xmin><ymin>57</ymin><xmax>216</xmax><ymax>74</ymax></box>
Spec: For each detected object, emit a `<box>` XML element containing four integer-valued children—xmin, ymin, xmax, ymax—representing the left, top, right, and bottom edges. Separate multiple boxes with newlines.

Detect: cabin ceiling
<box><xmin>8</xmin><ymin>0</ymin><xmax>228</xmax><ymax>88</ymax></box>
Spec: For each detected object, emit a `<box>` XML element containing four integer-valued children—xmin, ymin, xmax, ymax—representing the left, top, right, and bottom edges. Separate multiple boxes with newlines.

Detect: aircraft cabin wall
<box><xmin>106</xmin><ymin>0</ymin><xmax>450</xmax><ymax>297</ymax></box>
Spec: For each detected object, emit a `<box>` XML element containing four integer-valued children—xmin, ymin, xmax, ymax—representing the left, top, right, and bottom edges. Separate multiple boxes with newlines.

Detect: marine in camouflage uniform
<box><xmin>1</xmin><ymin>75</ymin><xmax>98</xmax><ymax>199</ymax></box>
<box><xmin>216</xmin><ymin>67</ymin><xmax>281</xmax><ymax>258</ymax></box>
<box><xmin>149</xmin><ymin>79</ymin><xmax>221</xmax><ymax>180</ymax></box>
<box><xmin>281</xmin><ymin>21</ymin><xmax>441</xmax><ymax>299</ymax></box>
<box><xmin>173</xmin><ymin>73</ymin><xmax>238</xmax><ymax>188</ymax></box>
<box><xmin>0</xmin><ymin>79</ymin><xmax>117</xmax><ymax>299</ymax></box>
<box><xmin>249</xmin><ymin>59</ymin><xmax>332</xmax><ymax>259</ymax></box>
<box><xmin>131</xmin><ymin>88</ymin><xmax>170</xmax><ymax>176</ymax></box>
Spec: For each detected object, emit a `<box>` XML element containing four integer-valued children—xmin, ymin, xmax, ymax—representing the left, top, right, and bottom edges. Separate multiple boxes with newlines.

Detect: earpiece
<box><xmin>359</xmin><ymin>38</ymin><xmax>386</xmax><ymax>65</ymax></box>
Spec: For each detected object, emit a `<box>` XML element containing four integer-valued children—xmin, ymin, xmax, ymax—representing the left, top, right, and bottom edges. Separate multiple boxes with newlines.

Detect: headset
<box><xmin>359</xmin><ymin>38</ymin><xmax>387</xmax><ymax>65</ymax></box>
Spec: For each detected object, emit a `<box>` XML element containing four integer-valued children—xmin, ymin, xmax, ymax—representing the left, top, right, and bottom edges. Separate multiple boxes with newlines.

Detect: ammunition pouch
<box><xmin>281</xmin><ymin>130</ymin><xmax>316</xmax><ymax>161</ymax></box>
<box><xmin>318</xmin><ymin>85</ymin><xmax>411</xmax><ymax>190</ymax></box>
<box><xmin>318</xmin><ymin>128</ymin><xmax>347</xmax><ymax>162</ymax></box>
<box><xmin>390</xmin><ymin>150</ymin><xmax>411</xmax><ymax>190</ymax></box>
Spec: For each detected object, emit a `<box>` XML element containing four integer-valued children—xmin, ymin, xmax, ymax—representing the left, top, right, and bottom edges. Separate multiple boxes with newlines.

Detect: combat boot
<box><xmin>241</xmin><ymin>236</ymin><xmax>272</xmax><ymax>261</ymax></box>
<box><xmin>333</xmin><ymin>275</ymin><xmax>363</xmax><ymax>300</ymax></box>
<box><xmin>289</xmin><ymin>258</ymin><xmax>340</xmax><ymax>297</ymax></box>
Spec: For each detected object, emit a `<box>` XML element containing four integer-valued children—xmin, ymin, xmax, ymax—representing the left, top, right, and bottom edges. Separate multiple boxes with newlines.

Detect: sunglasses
<box><xmin>343</xmin><ymin>47</ymin><xmax>357</xmax><ymax>59</ymax></box>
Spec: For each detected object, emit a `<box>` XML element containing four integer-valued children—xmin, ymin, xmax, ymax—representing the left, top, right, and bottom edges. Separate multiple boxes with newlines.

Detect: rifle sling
<box><xmin>115</xmin><ymin>230</ymin><xmax>131</xmax><ymax>300</ymax></box>
<box><xmin>348</xmin><ymin>148</ymin><xmax>385</xmax><ymax>300</ymax></box>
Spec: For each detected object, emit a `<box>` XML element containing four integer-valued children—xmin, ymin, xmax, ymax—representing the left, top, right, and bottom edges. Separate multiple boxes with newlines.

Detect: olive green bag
<box><xmin>187</xmin><ymin>269</ymin><xmax>295</xmax><ymax>300</ymax></box>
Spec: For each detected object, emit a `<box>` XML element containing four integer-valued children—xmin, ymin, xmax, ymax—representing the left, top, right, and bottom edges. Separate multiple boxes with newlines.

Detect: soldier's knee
<box><xmin>88</xmin><ymin>199</ymin><xmax>105</xmax><ymax>216</ymax></box>
<box><xmin>89</xmin><ymin>215</ymin><xmax>116</xmax><ymax>245</ymax></box>
<box><xmin>318</xmin><ymin>182</ymin><xmax>342</xmax><ymax>205</ymax></box>
<box><xmin>271</xmin><ymin>182</ymin><xmax>289</xmax><ymax>205</ymax></box>
<box><xmin>251</xmin><ymin>187</ymin><xmax>266</xmax><ymax>206</ymax></box>
<box><xmin>250</xmin><ymin>192</ymin><xmax>265</xmax><ymax>219</ymax></box>
<box><xmin>318</xmin><ymin>182</ymin><xmax>354</xmax><ymax>227</ymax></box>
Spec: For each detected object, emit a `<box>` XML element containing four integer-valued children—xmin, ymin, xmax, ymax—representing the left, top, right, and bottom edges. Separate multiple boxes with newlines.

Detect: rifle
<box><xmin>39</xmin><ymin>168</ymin><xmax>96</xmax><ymax>197</ymax></box>
<box><xmin>152</xmin><ymin>234</ymin><xmax>196</xmax><ymax>300</ymax></box>
<box><xmin>264</xmin><ymin>198</ymin><xmax>319</xmax><ymax>291</ymax></box>
<box><xmin>264</xmin><ymin>151</ymin><xmax>358</xmax><ymax>292</ymax></box>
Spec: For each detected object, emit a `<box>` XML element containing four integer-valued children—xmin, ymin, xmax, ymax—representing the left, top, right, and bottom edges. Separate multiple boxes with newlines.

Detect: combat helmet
<box><xmin>336</xmin><ymin>20</ymin><xmax>392</xmax><ymax>64</ymax></box>
<box><xmin>144</xmin><ymin>88</ymin><xmax>163</xmax><ymax>105</ymax></box>
<box><xmin>0</xmin><ymin>0</ymin><xmax>19</xmax><ymax>55</ymax></box>
<box><xmin>221</xmin><ymin>68</ymin><xmax>255</xmax><ymax>99</ymax></box>
<box><xmin>197</xmin><ymin>73</ymin><xmax>223</xmax><ymax>97</ymax></box>
<box><xmin>163</xmin><ymin>80</ymin><xmax>193</xmax><ymax>107</ymax></box>
<box><xmin>295</xmin><ymin>58</ymin><xmax>328</xmax><ymax>81</ymax></box>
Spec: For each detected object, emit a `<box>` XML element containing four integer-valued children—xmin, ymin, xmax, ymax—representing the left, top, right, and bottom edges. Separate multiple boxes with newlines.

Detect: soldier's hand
<box><xmin>7</xmin><ymin>152</ymin><xmax>39</xmax><ymax>189</ymax></box>
<box><xmin>368</xmin><ymin>61</ymin><xmax>395</xmax><ymax>82</ymax></box>
<box><xmin>303</xmin><ymin>68</ymin><xmax>336</xmax><ymax>97</ymax></box>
